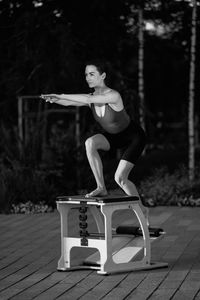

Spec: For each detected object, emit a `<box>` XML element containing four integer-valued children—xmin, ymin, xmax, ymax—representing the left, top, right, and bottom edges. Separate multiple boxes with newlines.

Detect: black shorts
<box><xmin>103</xmin><ymin>121</ymin><xmax>146</xmax><ymax>164</ymax></box>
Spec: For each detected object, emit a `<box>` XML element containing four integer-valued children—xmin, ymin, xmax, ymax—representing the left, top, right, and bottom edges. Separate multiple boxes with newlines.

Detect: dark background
<box><xmin>0</xmin><ymin>0</ymin><xmax>199</xmax><ymax>212</ymax></box>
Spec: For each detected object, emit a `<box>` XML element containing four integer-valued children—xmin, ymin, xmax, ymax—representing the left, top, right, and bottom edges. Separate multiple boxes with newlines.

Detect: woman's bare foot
<box><xmin>85</xmin><ymin>187</ymin><xmax>108</xmax><ymax>198</ymax></box>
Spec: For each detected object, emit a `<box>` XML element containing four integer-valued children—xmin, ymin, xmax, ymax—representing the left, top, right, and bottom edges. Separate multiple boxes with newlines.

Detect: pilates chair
<box><xmin>56</xmin><ymin>195</ymin><xmax>168</xmax><ymax>275</ymax></box>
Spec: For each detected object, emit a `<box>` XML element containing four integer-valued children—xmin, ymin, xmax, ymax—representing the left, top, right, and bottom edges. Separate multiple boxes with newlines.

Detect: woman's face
<box><xmin>85</xmin><ymin>65</ymin><xmax>105</xmax><ymax>88</ymax></box>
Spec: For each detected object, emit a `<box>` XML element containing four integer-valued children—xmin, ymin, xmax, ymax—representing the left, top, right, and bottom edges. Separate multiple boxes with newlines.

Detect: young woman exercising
<box><xmin>41</xmin><ymin>60</ymin><xmax>148</xmax><ymax>221</ymax></box>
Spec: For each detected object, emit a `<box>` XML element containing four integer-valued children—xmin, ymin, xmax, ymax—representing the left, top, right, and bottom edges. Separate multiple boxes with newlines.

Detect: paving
<box><xmin>0</xmin><ymin>206</ymin><xmax>200</xmax><ymax>300</ymax></box>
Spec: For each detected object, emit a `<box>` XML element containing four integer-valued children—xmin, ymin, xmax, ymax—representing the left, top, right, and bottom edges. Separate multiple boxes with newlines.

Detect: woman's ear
<box><xmin>102</xmin><ymin>72</ymin><xmax>106</xmax><ymax>81</ymax></box>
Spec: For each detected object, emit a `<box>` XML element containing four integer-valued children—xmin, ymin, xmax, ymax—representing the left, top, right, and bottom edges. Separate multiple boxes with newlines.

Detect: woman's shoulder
<box><xmin>107</xmin><ymin>89</ymin><xmax>124</xmax><ymax>111</ymax></box>
<box><xmin>106</xmin><ymin>88</ymin><xmax>120</xmax><ymax>96</ymax></box>
<box><xmin>105</xmin><ymin>89</ymin><xmax>122</xmax><ymax>103</ymax></box>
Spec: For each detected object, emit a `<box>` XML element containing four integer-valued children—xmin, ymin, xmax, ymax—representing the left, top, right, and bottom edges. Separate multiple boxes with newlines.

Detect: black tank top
<box><xmin>91</xmin><ymin>103</ymin><xmax>130</xmax><ymax>134</ymax></box>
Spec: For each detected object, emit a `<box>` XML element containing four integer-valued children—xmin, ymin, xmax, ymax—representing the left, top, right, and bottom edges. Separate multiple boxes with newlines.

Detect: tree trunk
<box><xmin>138</xmin><ymin>7</ymin><xmax>145</xmax><ymax>131</ymax></box>
<box><xmin>188</xmin><ymin>0</ymin><xmax>197</xmax><ymax>181</ymax></box>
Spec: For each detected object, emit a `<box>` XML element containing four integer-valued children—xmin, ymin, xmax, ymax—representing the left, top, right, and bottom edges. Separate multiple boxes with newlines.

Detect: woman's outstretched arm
<box><xmin>41</xmin><ymin>90</ymin><xmax>120</xmax><ymax>106</ymax></box>
<box><xmin>40</xmin><ymin>95</ymin><xmax>88</xmax><ymax>107</ymax></box>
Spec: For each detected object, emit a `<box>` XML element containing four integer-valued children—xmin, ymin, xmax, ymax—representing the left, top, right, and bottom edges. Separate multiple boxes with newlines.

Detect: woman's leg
<box><xmin>114</xmin><ymin>159</ymin><xmax>149</xmax><ymax>225</ymax></box>
<box><xmin>85</xmin><ymin>134</ymin><xmax>110</xmax><ymax>197</ymax></box>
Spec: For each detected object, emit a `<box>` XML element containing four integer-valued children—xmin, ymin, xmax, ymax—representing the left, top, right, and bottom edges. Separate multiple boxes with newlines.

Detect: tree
<box><xmin>188</xmin><ymin>0</ymin><xmax>197</xmax><ymax>181</ymax></box>
<box><xmin>138</xmin><ymin>5</ymin><xmax>145</xmax><ymax>131</ymax></box>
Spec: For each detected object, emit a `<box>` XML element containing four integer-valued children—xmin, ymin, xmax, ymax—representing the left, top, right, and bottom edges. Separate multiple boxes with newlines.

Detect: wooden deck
<box><xmin>0</xmin><ymin>206</ymin><xmax>200</xmax><ymax>300</ymax></box>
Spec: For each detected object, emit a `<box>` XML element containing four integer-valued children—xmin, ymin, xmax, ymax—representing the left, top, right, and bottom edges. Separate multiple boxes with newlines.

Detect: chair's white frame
<box><xmin>57</xmin><ymin>196</ymin><xmax>168</xmax><ymax>275</ymax></box>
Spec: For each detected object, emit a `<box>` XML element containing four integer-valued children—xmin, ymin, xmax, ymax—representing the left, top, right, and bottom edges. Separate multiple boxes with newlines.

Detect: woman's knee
<box><xmin>114</xmin><ymin>170</ymin><xmax>127</xmax><ymax>187</ymax></box>
<box><xmin>85</xmin><ymin>136</ymin><xmax>97</xmax><ymax>152</ymax></box>
<box><xmin>85</xmin><ymin>134</ymin><xmax>110</xmax><ymax>152</ymax></box>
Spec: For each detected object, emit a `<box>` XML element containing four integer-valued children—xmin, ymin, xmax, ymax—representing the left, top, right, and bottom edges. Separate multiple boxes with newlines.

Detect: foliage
<box><xmin>0</xmin><ymin>120</ymin><xmax>80</xmax><ymax>214</ymax></box>
<box><xmin>139</xmin><ymin>165</ymin><xmax>200</xmax><ymax>206</ymax></box>
<box><xmin>0</xmin><ymin>161</ymin><xmax>57</xmax><ymax>213</ymax></box>
<box><xmin>0</xmin><ymin>0</ymin><xmax>200</xmax><ymax>125</ymax></box>
<box><xmin>0</xmin><ymin>0</ymin><xmax>200</xmax><ymax>213</ymax></box>
<box><xmin>11</xmin><ymin>201</ymin><xmax>53</xmax><ymax>214</ymax></box>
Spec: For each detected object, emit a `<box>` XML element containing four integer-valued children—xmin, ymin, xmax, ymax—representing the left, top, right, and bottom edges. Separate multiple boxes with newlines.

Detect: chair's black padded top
<box><xmin>56</xmin><ymin>195</ymin><xmax>139</xmax><ymax>203</ymax></box>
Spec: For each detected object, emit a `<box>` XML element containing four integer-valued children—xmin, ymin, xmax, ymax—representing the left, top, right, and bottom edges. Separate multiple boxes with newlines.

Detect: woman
<box><xmin>41</xmin><ymin>59</ymin><xmax>148</xmax><ymax>221</ymax></box>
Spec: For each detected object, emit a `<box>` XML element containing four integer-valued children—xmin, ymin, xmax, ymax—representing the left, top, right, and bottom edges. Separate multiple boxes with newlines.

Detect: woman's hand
<box><xmin>40</xmin><ymin>94</ymin><xmax>61</xmax><ymax>103</ymax></box>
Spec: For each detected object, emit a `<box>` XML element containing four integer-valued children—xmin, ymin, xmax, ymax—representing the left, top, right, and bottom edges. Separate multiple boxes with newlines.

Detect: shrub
<box><xmin>0</xmin><ymin>161</ymin><xmax>58</xmax><ymax>213</ymax></box>
<box><xmin>139</xmin><ymin>165</ymin><xmax>200</xmax><ymax>206</ymax></box>
<box><xmin>0</xmin><ymin>121</ymin><xmax>79</xmax><ymax>213</ymax></box>
<box><xmin>11</xmin><ymin>201</ymin><xmax>53</xmax><ymax>214</ymax></box>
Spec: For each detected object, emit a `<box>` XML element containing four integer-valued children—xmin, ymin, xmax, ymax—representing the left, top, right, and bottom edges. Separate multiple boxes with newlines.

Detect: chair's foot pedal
<box><xmin>116</xmin><ymin>226</ymin><xmax>165</xmax><ymax>237</ymax></box>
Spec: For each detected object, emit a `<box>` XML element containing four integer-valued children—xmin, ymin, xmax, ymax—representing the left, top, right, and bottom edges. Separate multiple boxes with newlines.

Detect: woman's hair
<box><xmin>85</xmin><ymin>58</ymin><xmax>108</xmax><ymax>75</ymax></box>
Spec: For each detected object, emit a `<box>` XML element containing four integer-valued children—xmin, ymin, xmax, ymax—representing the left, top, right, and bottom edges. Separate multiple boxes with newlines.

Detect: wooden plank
<box><xmin>0</xmin><ymin>207</ymin><xmax>199</xmax><ymax>300</ymax></box>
